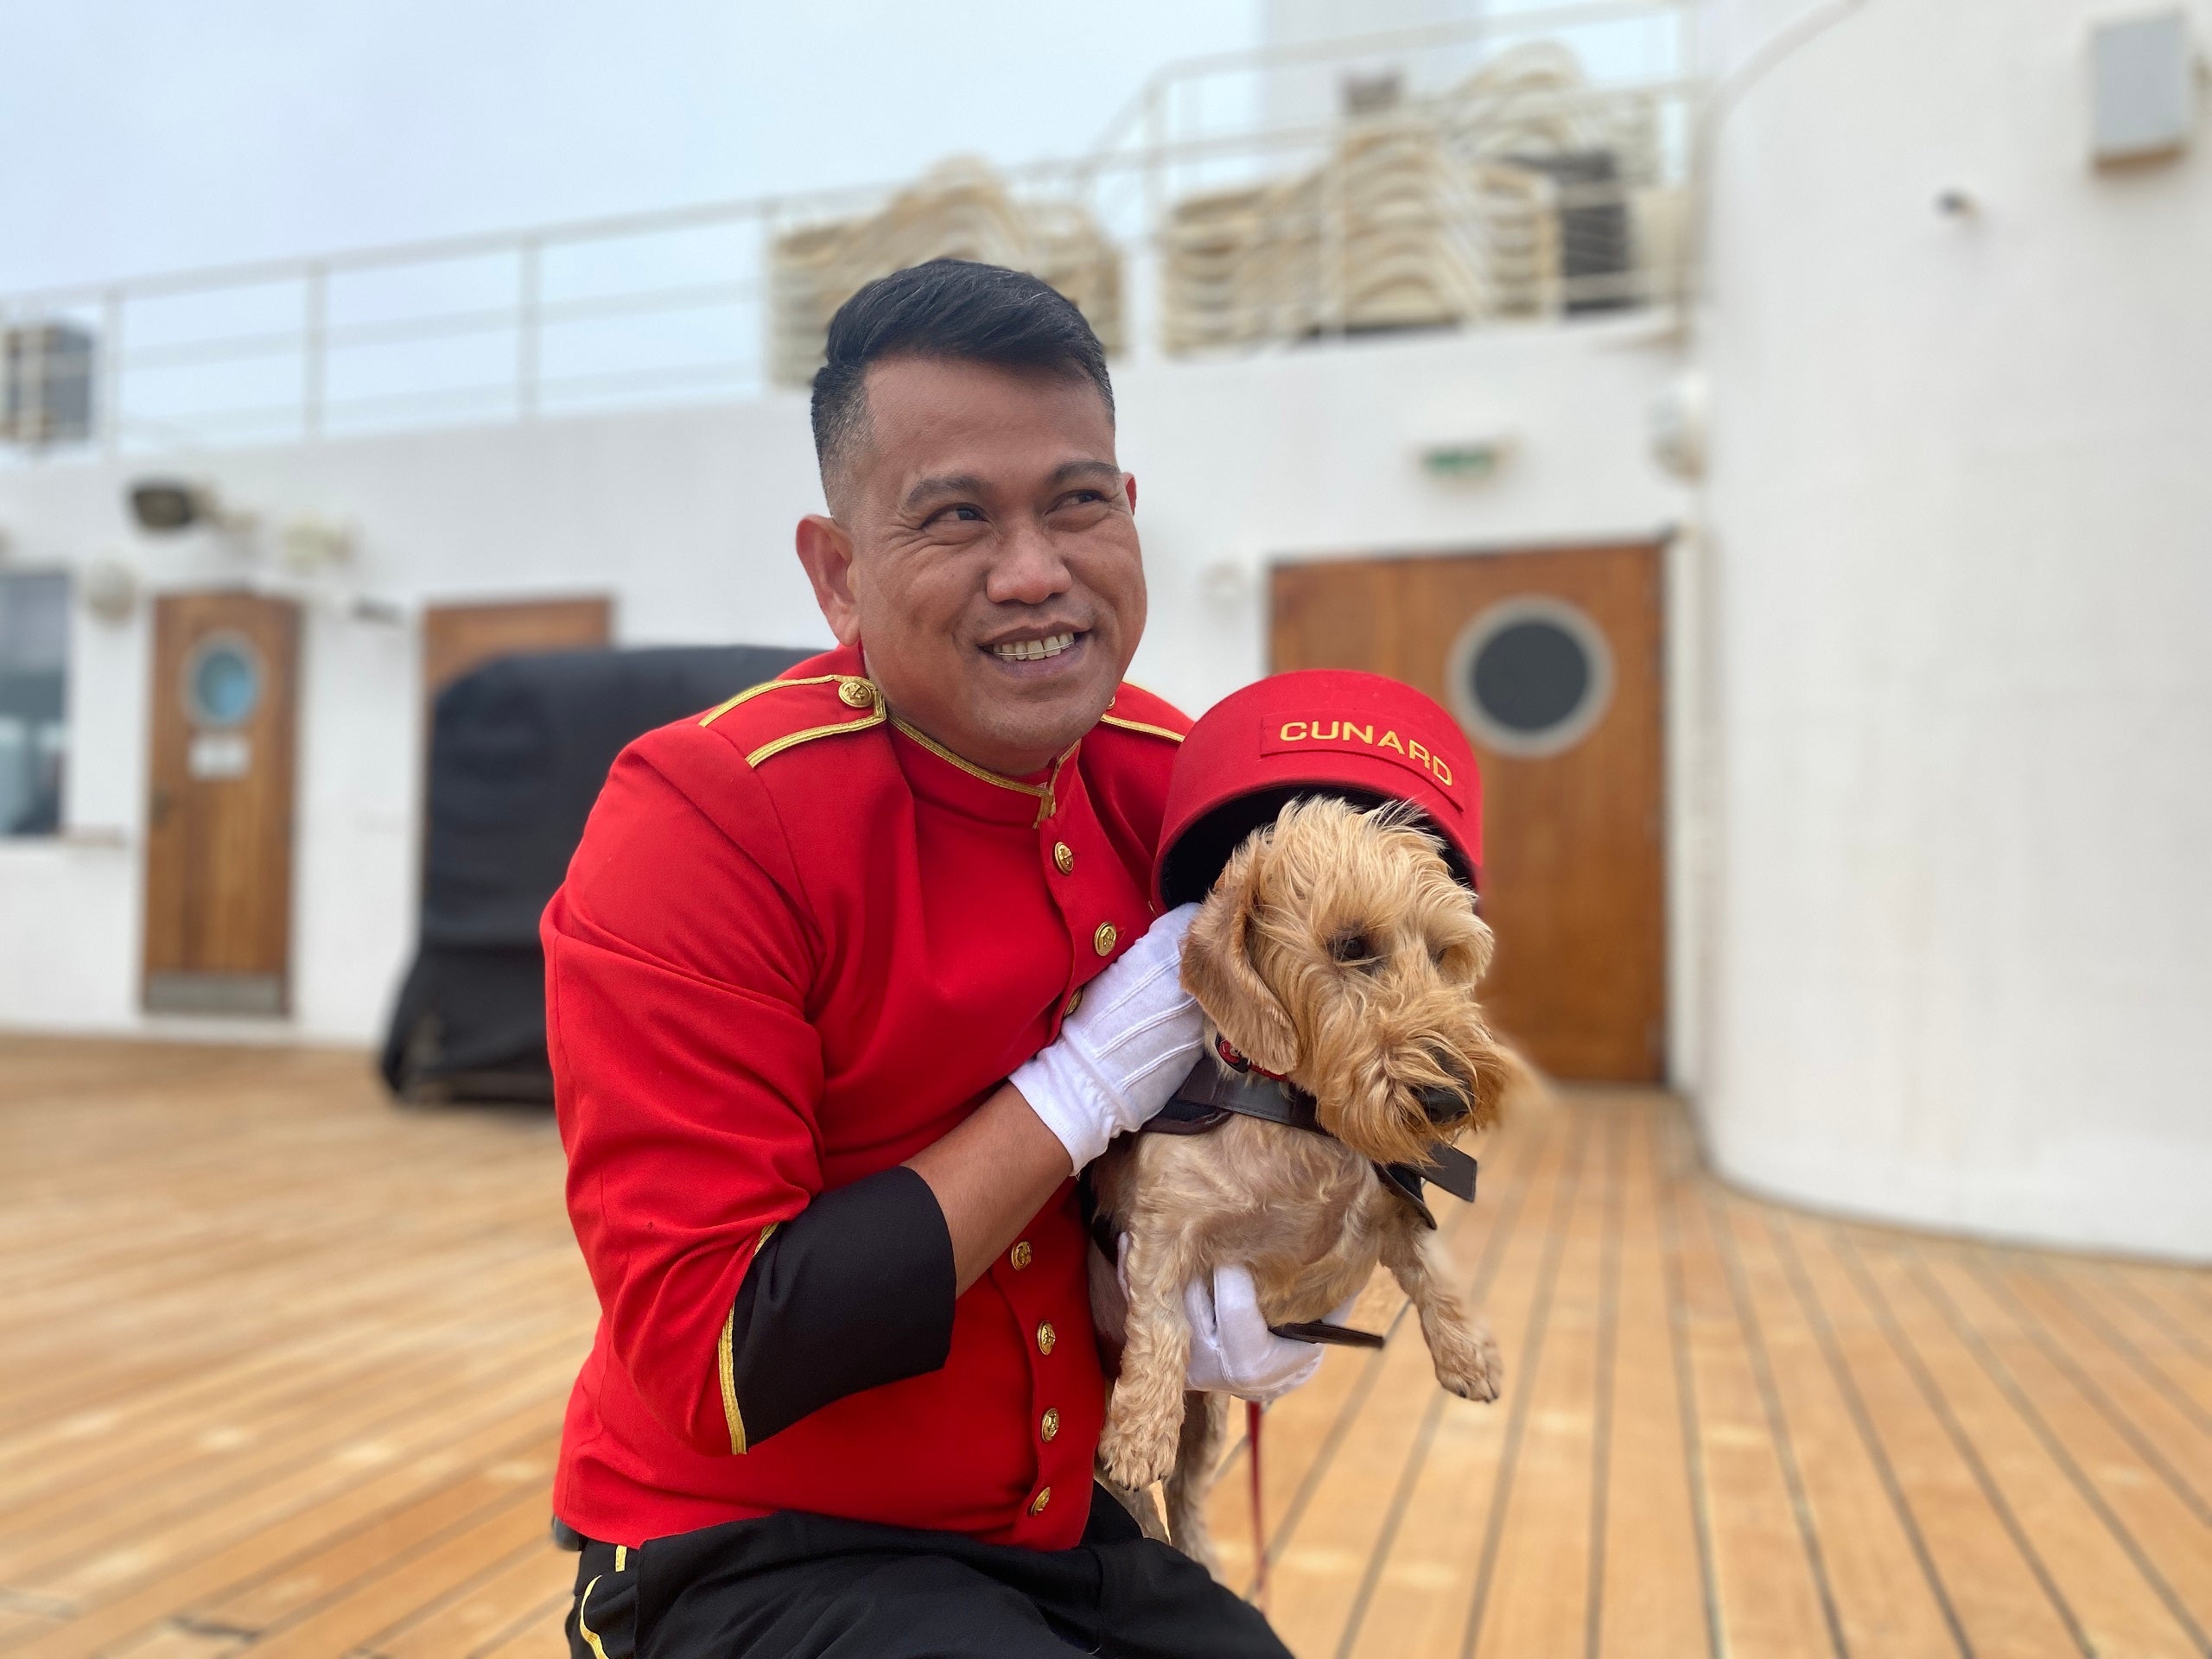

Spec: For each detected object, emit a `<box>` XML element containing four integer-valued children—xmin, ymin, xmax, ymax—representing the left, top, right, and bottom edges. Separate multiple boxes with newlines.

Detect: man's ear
<box><xmin>1179</xmin><ymin>838</ymin><xmax>1300</xmax><ymax>1077</ymax></box>
<box><xmin>1122</xmin><ymin>473</ymin><xmax>1137</xmax><ymax>513</ymax></box>
<box><xmin>795</xmin><ymin>514</ymin><xmax>861</xmax><ymax>645</ymax></box>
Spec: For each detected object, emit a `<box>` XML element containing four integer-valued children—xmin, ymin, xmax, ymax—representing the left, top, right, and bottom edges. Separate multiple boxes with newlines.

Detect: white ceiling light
<box><xmin>81</xmin><ymin>556</ymin><xmax>140</xmax><ymax>624</ymax></box>
<box><xmin>1649</xmin><ymin>372</ymin><xmax>1707</xmax><ymax>481</ymax></box>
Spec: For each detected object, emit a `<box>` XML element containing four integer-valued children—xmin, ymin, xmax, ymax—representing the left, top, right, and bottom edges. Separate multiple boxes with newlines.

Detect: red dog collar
<box><xmin>1215</xmin><ymin>1034</ymin><xmax>1292</xmax><ymax>1082</ymax></box>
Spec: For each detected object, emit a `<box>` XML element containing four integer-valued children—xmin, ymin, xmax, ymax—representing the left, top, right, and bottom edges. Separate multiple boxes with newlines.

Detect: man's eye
<box><xmin>931</xmin><ymin>505</ymin><xmax>984</xmax><ymax>524</ymax></box>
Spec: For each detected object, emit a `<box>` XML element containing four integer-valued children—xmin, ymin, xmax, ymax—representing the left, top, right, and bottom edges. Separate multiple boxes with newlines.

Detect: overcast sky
<box><xmin>2</xmin><ymin>1</ymin><xmax>1261</xmax><ymax>293</ymax></box>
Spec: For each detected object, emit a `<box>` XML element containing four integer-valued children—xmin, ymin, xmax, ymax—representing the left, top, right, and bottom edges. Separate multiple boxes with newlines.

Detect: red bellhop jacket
<box><xmin>543</xmin><ymin>642</ymin><xmax>1188</xmax><ymax>1548</ymax></box>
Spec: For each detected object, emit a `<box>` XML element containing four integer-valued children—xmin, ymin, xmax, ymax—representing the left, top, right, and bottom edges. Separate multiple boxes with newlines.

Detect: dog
<box><xmin>1088</xmin><ymin>794</ymin><xmax>1516</xmax><ymax>1570</ymax></box>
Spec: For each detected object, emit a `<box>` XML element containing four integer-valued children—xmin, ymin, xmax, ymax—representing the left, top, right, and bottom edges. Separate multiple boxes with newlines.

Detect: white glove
<box><xmin>1011</xmin><ymin>904</ymin><xmax>1205</xmax><ymax>1171</ymax></box>
<box><xmin>1182</xmin><ymin>1263</ymin><xmax>1357</xmax><ymax>1403</ymax></box>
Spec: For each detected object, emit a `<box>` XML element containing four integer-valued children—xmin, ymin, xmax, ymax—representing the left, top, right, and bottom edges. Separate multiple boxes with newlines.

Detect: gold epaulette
<box><xmin>1096</xmin><ymin>685</ymin><xmax>1185</xmax><ymax>744</ymax></box>
<box><xmin>698</xmin><ymin>673</ymin><xmax>886</xmax><ymax>768</ymax></box>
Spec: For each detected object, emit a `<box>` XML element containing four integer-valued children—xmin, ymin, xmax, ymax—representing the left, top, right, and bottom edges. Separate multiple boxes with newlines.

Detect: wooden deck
<box><xmin>3</xmin><ymin>1038</ymin><xmax>2207</xmax><ymax>1659</ymax></box>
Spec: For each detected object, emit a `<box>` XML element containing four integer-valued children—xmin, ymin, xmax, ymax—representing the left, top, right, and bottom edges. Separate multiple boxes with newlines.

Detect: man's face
<box><xmin>794</xmin><ymin>354</ymin><xmax>1146</xmax><ymax>779</ymax></box>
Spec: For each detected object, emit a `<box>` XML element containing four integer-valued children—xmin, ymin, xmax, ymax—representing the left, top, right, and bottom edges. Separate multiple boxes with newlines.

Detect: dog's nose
<box><xmin>1416</xmin><ymin>1084</ymin><xmax>1467</xmax><ymax>1123</ymax></box>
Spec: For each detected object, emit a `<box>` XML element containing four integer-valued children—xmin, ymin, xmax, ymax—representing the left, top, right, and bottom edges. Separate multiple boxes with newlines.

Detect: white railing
<box><xmin>0</xmin><ymin>0</ymin><xmax>1695</xmax><ymax>461</ymax></box>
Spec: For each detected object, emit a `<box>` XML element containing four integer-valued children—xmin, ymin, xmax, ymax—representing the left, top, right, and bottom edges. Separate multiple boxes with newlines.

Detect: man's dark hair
<box><xmin>810</xmin><ymin>260</ymin><xmax>1114</xmax><ymax>494</ymax></box>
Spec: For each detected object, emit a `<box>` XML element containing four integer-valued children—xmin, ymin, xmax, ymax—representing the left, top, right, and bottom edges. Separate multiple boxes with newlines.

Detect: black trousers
<box><xmin>564</xmin><ymin>1484</ymin><xmax>1289</xmax><ymax>1658</ymax></box>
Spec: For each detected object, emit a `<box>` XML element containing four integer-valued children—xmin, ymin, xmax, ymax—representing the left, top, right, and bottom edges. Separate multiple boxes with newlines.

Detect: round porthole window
<box><xmin>185</xmin><ymin>633</ymin><xmax>264</xmax><ymax>728</ymax></box>
<box><xmin>1446</xmin><ymin>597</ymin><xmax>1613</xmax><ymax>758</ymax></box>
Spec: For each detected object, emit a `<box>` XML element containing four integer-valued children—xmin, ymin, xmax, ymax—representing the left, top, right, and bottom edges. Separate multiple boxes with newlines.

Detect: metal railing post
<box><xmin>1142</xmin><ymin>86</ymin><xmax>1163</xmax><ymax>358</ymax></box>
<box><xmin>302</xmin><ymin>263</ymin><xmax>327</xmax><ymax>441</ymax></box>
<box><xmin>1321</xmin><ymin>135</ymin><xmax>1347</xmax><ymax>339</ymax></box>
<box><xmin>517</xmin><ymin>238</ymin><xmax>541</xmax><ymax>419</ymax></box>
<box><xmin>26</xmin><ymin>312</ymin><xmax>47</xmax><ymax>451</ymax></box>
<box><xmin>101</xmin><ymin>289</ymin><xmax>124</xmax><ymax>457</ymax></box>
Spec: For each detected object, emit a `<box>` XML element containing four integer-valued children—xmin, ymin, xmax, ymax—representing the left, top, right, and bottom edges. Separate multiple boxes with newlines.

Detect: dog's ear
<box><xmin>1180</xmin><ymin>837</ymin><xmax>1300</xmax><ymax>1077</ymax></box>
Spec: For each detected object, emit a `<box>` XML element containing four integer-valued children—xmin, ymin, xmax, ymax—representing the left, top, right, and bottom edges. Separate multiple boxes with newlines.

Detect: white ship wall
<box><xmin>1695</xmin><ymin>0</ymin><xmax>2212</xmax><ymax>1256</ymax></box>
<box><xmin>0</xmin><ymin>321</ymin><xmax>1687</xmax><ymax>1052</ymax></box>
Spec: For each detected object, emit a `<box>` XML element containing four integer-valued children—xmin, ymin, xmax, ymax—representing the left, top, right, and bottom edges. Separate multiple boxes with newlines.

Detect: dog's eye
<box><xmin>1328</xmin><ymin>931</ymin><xmax>1376</xmax><ymax>967</ymax></box>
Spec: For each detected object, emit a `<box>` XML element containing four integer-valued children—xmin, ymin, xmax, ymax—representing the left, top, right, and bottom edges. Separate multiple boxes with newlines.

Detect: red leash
<box><xmin>1248</xmin><ymin>1399</ymin><xmax>1268</xmax><ymax>1606</ymax></box>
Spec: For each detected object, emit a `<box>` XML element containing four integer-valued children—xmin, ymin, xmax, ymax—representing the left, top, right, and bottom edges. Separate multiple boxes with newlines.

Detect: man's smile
<box><xmin>981</xmin><ymin>627</ymin><xmax>1090</xmax><ymax>677</ymax></box>
<box><xmin>989</xmin><ymin>631</ymin><xmax>1076</xmax><ymax>662</ymax></box>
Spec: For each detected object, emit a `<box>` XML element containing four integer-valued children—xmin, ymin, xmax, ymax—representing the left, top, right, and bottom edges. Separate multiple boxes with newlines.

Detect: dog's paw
<box><xmin>1098</xmin><ymin>1416</ymin><xmax>1179</xmax><ymax>1491</ymax></box>
<box><xmin>1433</xmin><ymin>1319</ymin><xmax>1503</xmax><ymax>1403</ymax></box>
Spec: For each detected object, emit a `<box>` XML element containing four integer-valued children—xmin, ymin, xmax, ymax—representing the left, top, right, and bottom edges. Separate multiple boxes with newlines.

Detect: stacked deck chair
<box><xmin>380</xmin><ymin>642</ymin><xmax>811</xmax><ymax>1104</ymax></box>
<box><xmin>1160</xmin><ymin>40</ymin><xmax>1676</xmax><ymax>351</ymax></box>
<box><xmin>767</xmin><ymin>156</ymin><xmax>1123</xmax><ymax>389</ymax></box>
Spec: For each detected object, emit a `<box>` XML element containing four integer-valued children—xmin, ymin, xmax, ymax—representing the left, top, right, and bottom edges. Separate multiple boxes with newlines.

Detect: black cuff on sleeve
<box><xmin>726</xmin><ymin>1166</ymin><xmax>957</xmax><ymax>1448</ymax></box>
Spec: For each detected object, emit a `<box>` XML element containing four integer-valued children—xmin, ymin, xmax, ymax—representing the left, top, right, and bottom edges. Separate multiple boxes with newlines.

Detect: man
<box><xmin>547</xmin><ymin>260</ymin><xmax>1321</xmax><ymax>1657</ymax></box>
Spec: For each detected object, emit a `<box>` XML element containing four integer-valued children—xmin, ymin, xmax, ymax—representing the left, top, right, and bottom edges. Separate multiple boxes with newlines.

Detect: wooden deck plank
<box><xmin>0</xmin><ymin>1607</ymin><xmax>65</xmax><ymax>1647</ymax></box>
<box><xmin>99</xmin><ymin>1626</ymin><xmax>243</xmax><ymax>1659</ymax></box>
<box><xmin>1662</xmin><ymin>1121</ymin><xmax>1841</xmax><ymax>1658</ymax></box>
<box><xmin>1326</xmin><ymin>1101</ymin><xmax>1580</xmax><ymax>1658</ymax></box>
<box><xmin>37</xmin><ymin>1366</ymin><xmax>573</xmax><ymax>1617</ymax></box>
<box><xmin>1986</xmin><ymin>1255</ymin><xmax>2212</xmax><ymax>1503</ymax></box>
<box><xmin>1710</xmin><ymin>1197</ymin><xmax>1967</xmax><ymax>1657</ymax></box>
<box><xmin>1782</xmin><ymin>1215</ymin><xmax>2089</xmax><ymax>1657</ymax></box>
<box><xmin>1275</xmin><ymin>1111</ymin><xmax>1577</xmax><ymax>1654</ymax></box>
<box><xmin>187</xmin><ymin>1436</ymin><xmax>563</xmax><ymax>1634</ymax></box>
<box><xmin>1589</xmin><ymin>1099</ymin><xmax>1710</xmax><ymax>1659</ymax></box>
<box><xmin>466</xmin><ymin>1599</ymin><xmax>571</xmax><ymax>1659</ymax></box>
<box><xmin>10</xmin><ymin>1329</ymin><xmax>583</xmax><ymax>1606</ymax></box>
<box><xmin>1850</xmin><ymin>1239</ymin><xmax>2206</xmax><ymax>1657</ymax></box>
<box><xmin>1914</xmin><ymin>1252</ymin><xmax>2212</xmax><ymax>1640</ymax></box>
<box><xmin>2051</xmin><ymin>1264</ymin><xmax>2212</xmax><ymax>1426</ymax></box>
<box><xmin>357</xmin><ymin>1538</ymin><xmax>574</xmax><ymax>1659</ymax></box>
<box><xmin>224</xmin><ymin>1497</ymin><xmax>552</xmax><ymax>1659</ymax></box>
<box><xmin>4</xmin><ymin>1417</ymin><xmax>562</xmax><ymax>1659</ymax></box>
<box><xmin>2103</xmin><ymin>1265</ymin><xmax>2212</xmax><ymax>1348</ymax></box>
<box><xmin>6</xmin><ymin>1036</ymin><xmax>2208</xmax><ymax>1659</ymax></box>
<box><xmin>0</xmin><ymin>1288</ymin><xmax>573</xmax><ymax>1554</ymax></box>
<box><xmin>1459</xmin><ymin>1097</ymin><xmax>1613</xmax><ymax>1659</ymax></box>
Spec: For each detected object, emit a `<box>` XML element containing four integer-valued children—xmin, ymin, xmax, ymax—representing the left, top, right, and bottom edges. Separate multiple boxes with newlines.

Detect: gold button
<box><xmin>1092</xmin><ymin>923</ymin><xmax>1117</xmax><ymax>957</ymax></box>
<box><xmin>1064</xmin><ymin>989</ymin><xmax>1082</xmax><ymax>1018</ymax></box>
<box><xmin>1040</xmin><ymin>1407</ymin><xmax>1060</xmax><ymax>1441</ymax></box>
<box><xmin>837</xmin><ymin>678</ymin><xmax>875</xmax><ymax>708</ymax></box>
<box><xmin>1036</xmin><ymin>1320</ymin><xmax>1057</xmax><ymax>1355</ymax></box>
<box><xmin>1030</xmin><ymin>1486</ymin><xmax>1052</xmax><ymax>1516</ymax></box>
<box><xmin>1010</xmin><ymin>1240</ymin><xmax>1033</xmax><ymax>1271</ymax></box>
<box><xmin>1053</xmin><ymin>842</ymin><xmax>1075</xmax><ymax>874</ymax></box>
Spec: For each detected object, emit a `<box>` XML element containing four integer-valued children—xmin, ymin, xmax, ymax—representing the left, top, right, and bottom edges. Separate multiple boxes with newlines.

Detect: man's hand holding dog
<box><xmin>1012</xmin><ymin>903</ymin><xmax>1206</xmax><ymax>1170</ymax></box>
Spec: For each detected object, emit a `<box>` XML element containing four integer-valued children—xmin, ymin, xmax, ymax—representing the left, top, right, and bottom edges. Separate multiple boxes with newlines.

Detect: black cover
<box><xmin>1505</xmin><ymin>149</ymin><xmax>1632</xmax><ymax>315</ymax></box>
<box><xmin>380</xmin><ymin>642</ymin><xmax>811</xmax><ymax>1102</ymax></box>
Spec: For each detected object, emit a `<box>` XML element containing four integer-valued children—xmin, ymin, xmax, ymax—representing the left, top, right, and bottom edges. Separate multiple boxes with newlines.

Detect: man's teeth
<box><xmin>992</xmin><ymin>632</ymin><xmax>1076</xmax><ymax>663</ymax></box>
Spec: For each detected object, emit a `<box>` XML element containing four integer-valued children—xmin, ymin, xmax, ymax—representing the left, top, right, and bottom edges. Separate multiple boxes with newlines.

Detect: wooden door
<box><xmin>143</xmin><ymin>592</ymin><xmax>302</xmax><ymax>1016</ymax></box>
<box><xmin>1272</xmin><ymin>543</ymin><xmax>1665</xmax><ymax>1081</ymax></box>
<box><xmin>421</xmin><ymin>596</ymin><xmax>612</xmax><ymax>702</ymax></box>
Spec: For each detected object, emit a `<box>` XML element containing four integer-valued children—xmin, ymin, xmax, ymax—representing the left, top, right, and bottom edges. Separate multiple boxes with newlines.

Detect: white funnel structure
<box><xmin>1694</xmin><ymin>0</ymin><xmax>2212</xmax><ymax>1256</ymax></box>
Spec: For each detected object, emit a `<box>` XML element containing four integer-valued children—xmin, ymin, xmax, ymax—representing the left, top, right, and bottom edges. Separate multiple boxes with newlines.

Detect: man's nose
<box><xmin>985</xmin><ymin>524</ymin><xmax>1072</xmax><ymax>607</ymax></box>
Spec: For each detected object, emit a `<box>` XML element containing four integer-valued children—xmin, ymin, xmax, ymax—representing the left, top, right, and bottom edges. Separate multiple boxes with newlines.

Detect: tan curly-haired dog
<box><xmin>1089</xmin><ymin>796</ymin><xmax>1518</xmax><ymax>1569</ymax></box>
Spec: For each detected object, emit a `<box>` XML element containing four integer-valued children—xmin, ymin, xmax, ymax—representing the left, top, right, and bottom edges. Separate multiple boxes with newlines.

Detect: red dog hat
<box><xmin>1154</xmin><ymin>670</ymin><xmax>1483</xmax><ymax>908</ymax></box>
